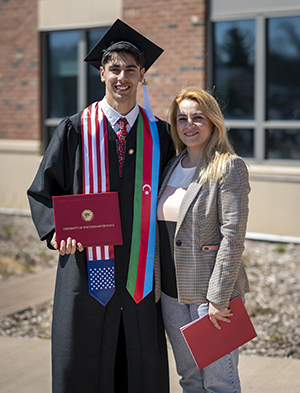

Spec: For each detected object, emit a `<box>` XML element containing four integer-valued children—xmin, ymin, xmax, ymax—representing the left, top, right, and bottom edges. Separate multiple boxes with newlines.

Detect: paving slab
<box><xmin>1</xmin><ymin>269</ymin><xmax>300</xmax><ymax>393</ymax></box>
<box><xmin>0</xmin><ymin>336</ymin><xmax>51</xmax><ymax>393</ymax></box>
<box><xmin>0</xmin><ymin>269</ymin><xmax>56</xmax><ymax>317</ymax></box>
<box><xmin>170</xmin><ymin>351</ymin><xmax>300</xmax><ymax>393</ymax></box>
<box><xmin>1</xmin><ymin>335</ymin><xmax>300</xmax><ymax>393</ymax></box>
<box><xmin>238</xmin><ymin>354</ymin><xmax>300</xmax><ymax>393</ymax></box>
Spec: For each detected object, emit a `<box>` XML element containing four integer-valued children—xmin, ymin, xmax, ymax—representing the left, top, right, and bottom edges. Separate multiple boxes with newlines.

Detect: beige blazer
<box><xmin>154</xmin><ymin>150</ymin><xmax>250</xmax><ymax>307</ymax></box>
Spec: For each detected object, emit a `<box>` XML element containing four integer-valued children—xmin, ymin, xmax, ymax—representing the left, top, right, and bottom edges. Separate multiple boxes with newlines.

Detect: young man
<box><xmin>28</xmin><ymin>19</ymin><xmax>174</xmax><ymax>393</ymax></box>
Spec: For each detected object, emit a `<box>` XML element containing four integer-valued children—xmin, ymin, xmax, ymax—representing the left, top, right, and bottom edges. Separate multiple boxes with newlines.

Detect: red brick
<box><xmin>0</xmin><ymin>0</ymin><xmax>40</xmax><ymax>140</ymax></box>
<box><xmin>123</xmin><ymin>0</ymin><xmax>207</xmax><ymax>120</ymax></box>
<box><xmin>0</xmin><ymin>0</ymin><xmax>206</xmax><ymax>141</ymax></box>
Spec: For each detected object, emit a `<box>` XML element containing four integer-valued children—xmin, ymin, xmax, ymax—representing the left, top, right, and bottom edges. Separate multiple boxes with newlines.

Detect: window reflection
<box><xmin>88</xmin><ymin>28</ymin><xmax>107</xmax><ymax>105</ymax></box>
<box><xmin>227</xmin><ymin>128</ymin><xmax>254</xmax><ymax>158</ymax></box>
<box><xmin>213</xmin><ymin>20</ymin><xmax>255</xmax><ymax>120</ymax></box>
<box><xmin>267</xmin><ymin>17</ymin><xmax>300</xmax><ymax>121</ymax></box>
<box><xmin>266</xmin><ymin>129</ymin><xmax>300</xmax><ymax>159</ymax></box>
<box><xmin>47</xmin><ymin>31</ymin><xmax>79</xmax><ymax>118</ymax></box>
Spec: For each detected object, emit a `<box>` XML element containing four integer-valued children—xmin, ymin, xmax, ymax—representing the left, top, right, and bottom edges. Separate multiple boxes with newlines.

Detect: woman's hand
<box><xmin>51</xmin><ymin>232</ymin><xmax>84</xmax><ymax>255</ymax></box>
<box><xmin>208</xmin><ymin>302</ymin><xmax>233</xmax><ymax>330</ymax></box>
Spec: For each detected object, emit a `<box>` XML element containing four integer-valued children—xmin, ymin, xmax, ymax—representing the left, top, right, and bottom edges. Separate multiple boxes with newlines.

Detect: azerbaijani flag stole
<box><xmin>81</xmin><ymin>101</ymin><xmax>160</xmax><ymax>304</ymax></box>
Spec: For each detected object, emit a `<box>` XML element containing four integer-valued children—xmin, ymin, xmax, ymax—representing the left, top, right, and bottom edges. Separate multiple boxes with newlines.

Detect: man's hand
<box><xmin>51</xmin><ymin>232</ymin><xmax>84</xmax><ymax>255</ymax></box>
<box><xmin>208</xmin><ymin>302</ymin><xmax>233</xmax><ymax>330</ymax></box>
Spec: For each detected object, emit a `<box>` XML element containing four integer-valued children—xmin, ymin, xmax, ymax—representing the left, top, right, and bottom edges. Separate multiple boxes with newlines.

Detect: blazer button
<box><xmin>176</xmin><ymin>240</ymin><xmax>182</xmax><ymax>246</ymax></box>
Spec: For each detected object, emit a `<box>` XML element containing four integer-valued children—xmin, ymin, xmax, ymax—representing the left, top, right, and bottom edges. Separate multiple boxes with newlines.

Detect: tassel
<box><xmin>142</xmin><ymin>76</ymin><xmax>157</xmax><ymax>122</ymax></box>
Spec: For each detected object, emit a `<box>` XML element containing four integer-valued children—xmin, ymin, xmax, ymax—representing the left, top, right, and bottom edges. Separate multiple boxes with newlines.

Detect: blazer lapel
<box><xmin>175</xmin><ymin>180</ymin><xmax>203</xmax><ymax>237</ymax></box>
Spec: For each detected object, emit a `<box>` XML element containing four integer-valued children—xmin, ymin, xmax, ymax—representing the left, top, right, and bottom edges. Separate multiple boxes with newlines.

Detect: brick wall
<box><xmin>123</xmin><ymin>0</ymin><xmax>207</xmax><ymax>120</ymax></box>
<box><xmin>0</xmin><ymin>0</ymin><xmax>206</xmax><ymax>140</ymax></box>
<box><xmin>0</xmin><ymin>0</ymin><xmax>40</xmax><ymax>140</ymax></box>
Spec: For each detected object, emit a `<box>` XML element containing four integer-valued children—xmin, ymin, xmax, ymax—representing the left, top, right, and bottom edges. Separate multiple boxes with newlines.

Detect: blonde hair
<box><xmin>168</xmin><ymin>86</ymin><xmax>235</xmax><ymax>183</ymax></box>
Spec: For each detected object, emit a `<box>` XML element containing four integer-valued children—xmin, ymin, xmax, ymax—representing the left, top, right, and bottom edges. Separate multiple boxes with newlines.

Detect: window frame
<box><xmin>207</xmin><ymin>11</ymin><xmax>300</xmax><ymax>165</ymax></box>
<box><xmin>41</xmin><ymin>27</ymin><xmax>106</xmax><ymax>151</ymax></box>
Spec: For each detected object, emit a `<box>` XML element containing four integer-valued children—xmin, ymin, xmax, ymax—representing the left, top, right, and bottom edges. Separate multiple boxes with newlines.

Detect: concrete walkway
<box><xmin>0</xmin><ymin>269</ymin><xmax>300</xmax><ymax>393</ymax></box>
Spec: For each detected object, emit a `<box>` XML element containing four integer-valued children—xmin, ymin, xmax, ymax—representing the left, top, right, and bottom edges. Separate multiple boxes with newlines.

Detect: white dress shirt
<box><xmin>101</xmin><ymin>97</ymin><xmax>139</xmax><ymax>134</ymax></box>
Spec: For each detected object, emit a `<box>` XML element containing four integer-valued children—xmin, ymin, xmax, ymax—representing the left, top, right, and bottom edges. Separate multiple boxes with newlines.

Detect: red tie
<box><xmin>117</xmin><ymin>117</ymin><xmax>128</xmax><ymax>177</ymax></box>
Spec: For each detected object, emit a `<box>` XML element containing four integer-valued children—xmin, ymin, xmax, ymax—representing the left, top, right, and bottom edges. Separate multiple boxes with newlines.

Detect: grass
<box><xmin>244</xmin><ymin>262</ymin><xmax>262</xmax><ymax>269</ymax></box>
<box><xmin>275</xmin><ymin>245</ymin><xmax>286</xmax><ymax>253</ymax></box>
<box><xmin>2</xmin><ymin>224</ymin><xmax>13</xmax><ymax>236</ymax></box>
<box><xmin>1</xmin><ymin>224</ymin><xmax>22</xmax><ymax>238</ymax></box>
<box><xmin>259</xmin><ymin>308</ymin><xmax>274</xmax><ymax>315</ymax></box>
<box><xmin>269</xmin><ymin>333</ymin><xmax>284</xmax><ymax>340</ymax></box>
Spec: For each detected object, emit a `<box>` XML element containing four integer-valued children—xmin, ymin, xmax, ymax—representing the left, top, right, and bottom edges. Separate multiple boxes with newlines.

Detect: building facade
<box><xmin>0</xmin><ymin>0</ymin><xmax>300</xmax><ymax>239</ymax></box>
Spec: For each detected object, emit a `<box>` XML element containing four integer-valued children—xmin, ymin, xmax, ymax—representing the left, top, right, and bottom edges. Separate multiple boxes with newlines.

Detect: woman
<box><xmin>156</xmin><ymin>86</ymin><xmax>250</xmax><ymax>393</ymax></box>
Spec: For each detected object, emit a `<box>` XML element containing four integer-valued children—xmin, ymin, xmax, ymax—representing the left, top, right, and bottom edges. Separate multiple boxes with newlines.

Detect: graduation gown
<box><xmin>27</xmin><ymin>109</ymin><xmax>175</xmax><ymax>393</ymax></box>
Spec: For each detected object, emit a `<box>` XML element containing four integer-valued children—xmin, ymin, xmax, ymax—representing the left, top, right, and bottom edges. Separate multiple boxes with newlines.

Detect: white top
<box><xmin>168</xmin><ymin>157</ymin><xmax>196</xmax><ymax>188</ymax></box>
<box><xmin>157</xmin><ymin>158</ymin><xmax>196</xmax><ymax>222</ymax></box>
<box><xmin>101</xmin><ymin>97</ymin><xmax>139</xmax><ymax>134</ymax></box>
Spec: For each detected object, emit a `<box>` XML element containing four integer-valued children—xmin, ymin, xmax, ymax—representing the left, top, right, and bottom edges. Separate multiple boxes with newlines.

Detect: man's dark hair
<box><xmin>101</xmin><ymin>41</ymin><xmax>145</xmax><ymax>69</ymax></box>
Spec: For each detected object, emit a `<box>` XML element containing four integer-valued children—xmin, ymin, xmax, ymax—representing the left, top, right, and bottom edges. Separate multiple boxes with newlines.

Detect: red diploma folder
<box><xmin>180</xmin><ymin>296</ymin><xmax>257</xmax><ymax>370</ymax></box>
<box><xmin>53</xmin><ymin>192</ymin><xmax>123</xmax><ymax>247</ymax></box>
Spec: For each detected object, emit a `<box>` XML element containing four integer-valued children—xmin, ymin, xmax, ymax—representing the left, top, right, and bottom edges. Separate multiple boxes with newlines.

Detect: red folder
<box><xmin>53</xmin><ymin>192</ymin><xmax>123</xmax><ymax>247</ymax></box>
<box><xmin>180</xmin><ymin>296</ymin><xmax>256</xmax><ymax>370</ymax></box>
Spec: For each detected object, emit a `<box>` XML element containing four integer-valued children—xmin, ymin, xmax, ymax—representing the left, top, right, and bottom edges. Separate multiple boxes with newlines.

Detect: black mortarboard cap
<box><xmin>84</xmin><ymin>19</ymin><xmax>163</xmax><ymax>72</ymax></box>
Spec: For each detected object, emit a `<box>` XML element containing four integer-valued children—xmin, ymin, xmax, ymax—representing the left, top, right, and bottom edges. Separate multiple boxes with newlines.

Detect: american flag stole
<box><xmin>126</xmin><ymin>107</ymin><xmax>160</xmax><ymax>303</ymax></box>
<box><xmin>81</xmin><ymin>102</ymin><xmax>160</xmax><ymax>304</ymax></box>
<box><xmin>81</xmin><ymin>101</ymin><xmax>115</xmax><ymax>305</ymax></box>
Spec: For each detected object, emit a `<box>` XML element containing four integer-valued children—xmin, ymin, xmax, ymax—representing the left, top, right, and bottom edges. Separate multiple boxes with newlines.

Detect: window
<box><xmin>227</xmin><ymin>128</ymin><xmax>254</xmax><ymax>158</ymax></box>
<box><xmin>213</xmin><ymin>20</ymin><xmax>255</xmax><ymax>121</ymax></box>
<box><xmin>213</xmin><ymin>20</ymin><xmax>255</xmax><ymax>159</ymax></box>
<box><xmin>87</xmin><ymin>29</ymin><xmax>107</xmax><ymax>105</ymax></box>
<box><xmin>212</xmin><ymin>15</ymin><xmax>300</xmax><ymax>163</ymax></box>
<box><xmin>42</xmin><ymin>27</ymin><xmax>108</xmax><ymax>149</ymax></box>
<box><xmin>266</xmin><ymin>17</ymin><xmax>300</xmax><ymax>121</ymax></box>
<box><xmin>266</xmin><ymin>129</ymin><xmax>300</xmax><ymax>160</ymax></box>
<box><xmin>47</xmin><ymin>31</ymin><xmax>79</xmax><ymax>119</ymax></box>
